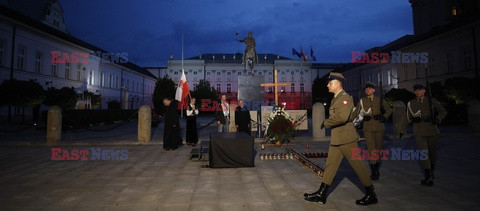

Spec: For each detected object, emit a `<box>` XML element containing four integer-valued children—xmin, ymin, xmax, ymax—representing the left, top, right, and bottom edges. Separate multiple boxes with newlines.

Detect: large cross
<box><xmin>261</xmin><ymin>69</ymin><xmax>292</xmax><ymax>105</ymax></box>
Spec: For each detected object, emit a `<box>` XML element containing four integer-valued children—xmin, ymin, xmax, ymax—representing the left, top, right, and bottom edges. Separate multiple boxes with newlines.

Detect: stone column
<box><xmin>138</xmin><ymin>105</ymin><xmax>151</xmax><ymax>143</ymax></box>
<box><xmin>46</xmin><ymin>106</ymin><xmax>62</xmax><ymax>143</ymax></box>
<box><xmin>467</xmin><ymin>99</ymin><xmax>480</xmax><ymax>134</ymax></box>
<box><xmin>312</xmin><ymin>102</ymin><xmax>325</xmax><ymax>139</ymax></box>
<box><xmin>229</xmin><ymin>104</ymin><xmax>236</xmax><ymax>132</ymax></box>
<box><xmin>392</xmin><ymin>101</ymin><xmax>406</xmax><ymax>137</ymax></box>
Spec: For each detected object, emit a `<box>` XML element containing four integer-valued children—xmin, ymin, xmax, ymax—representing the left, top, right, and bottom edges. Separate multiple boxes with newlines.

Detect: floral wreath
<box><xmin>264</xmin><ymin>105</ymin><xmax>304</xmax><ymax>144</ymax></box>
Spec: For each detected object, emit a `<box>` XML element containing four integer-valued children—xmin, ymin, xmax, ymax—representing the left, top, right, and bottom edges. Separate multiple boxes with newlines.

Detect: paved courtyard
<box><xmin>1</xmin><ymin>123</ymin><xmax>480</xmax><ymax>210</ymax></box>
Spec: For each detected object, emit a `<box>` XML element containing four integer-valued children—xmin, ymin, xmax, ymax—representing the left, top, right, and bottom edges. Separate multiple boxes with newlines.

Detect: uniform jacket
<box><xmin>401</xmin><ymin>97</ymin><xmax>447</xmax><ymax>136</ymax></box>
<box><xmin>353</xmin><ymin>95</ymin><xmax>392</xmax><ymax>132</ymax></box>
<box><xmin>324</xmin><ymin>90</ymin><xmax>359</xmax><ymax>145</ymax></box>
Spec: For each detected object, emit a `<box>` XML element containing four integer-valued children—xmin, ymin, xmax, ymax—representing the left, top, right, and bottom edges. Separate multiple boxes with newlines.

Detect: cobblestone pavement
<box><xmin>0</xmin><ymin>128</ymin><xmax>479</xmax><ymax>210</ymax></box>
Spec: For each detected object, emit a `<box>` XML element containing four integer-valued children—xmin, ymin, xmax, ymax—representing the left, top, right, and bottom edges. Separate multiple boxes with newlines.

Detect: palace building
<box><xmin>147</xmin><ymin>54</ymin><xmax>341</xmax><ymax>109</ymax></box>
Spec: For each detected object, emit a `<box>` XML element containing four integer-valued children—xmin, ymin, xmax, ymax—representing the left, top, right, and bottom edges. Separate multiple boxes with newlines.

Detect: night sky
<box><xmin>61</xmin><ymin>0</ymin><xmax>413</xmax><ymax>66</ymax></box>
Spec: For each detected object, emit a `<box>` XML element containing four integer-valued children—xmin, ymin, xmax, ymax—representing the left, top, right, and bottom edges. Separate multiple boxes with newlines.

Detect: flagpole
<box><xmin>181</xmin><ymin>32</ymin><xmax>184</xmax><ymax>118</ymax></box>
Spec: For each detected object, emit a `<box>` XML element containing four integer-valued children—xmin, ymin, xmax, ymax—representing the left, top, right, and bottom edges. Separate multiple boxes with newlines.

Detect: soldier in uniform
<box><xmin>353</xmin><ymin>82</ymin><xmax>392</xmax><ymax>180</ymax></box>
<box><xmin>401</xmin><ymin>84</ymin><xmax>447</xmax><ymax>186</ymax></box>
<box><xmin>304</xmin><ymin>72</ymin><xmax>377</xmax><ymax>206</ymax></box>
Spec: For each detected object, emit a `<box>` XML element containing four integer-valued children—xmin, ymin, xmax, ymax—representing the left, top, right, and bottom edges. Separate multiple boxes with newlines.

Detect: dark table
<box><xmin>209</xmin><ymin>132</ymin><xmax>255</xmax><ymax>168</ymax></box>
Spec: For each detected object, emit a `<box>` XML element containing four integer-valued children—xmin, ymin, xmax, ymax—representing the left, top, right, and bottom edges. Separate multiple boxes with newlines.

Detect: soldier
<box><xmin>304</xmin><ymin>72</ymin><xmax>377</xmax><ymax>206</ymax></box>
<box><xmin>401</xmin><ymin>84</ymin><xmax>447</xmax><ymax>186</ymax></box>
<box><xmin>353</xmin><ymin>82</ymin><xmax>392</xmax><ymax>180</ymax></box>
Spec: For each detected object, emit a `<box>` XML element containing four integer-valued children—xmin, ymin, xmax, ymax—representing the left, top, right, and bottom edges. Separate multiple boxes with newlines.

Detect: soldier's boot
<box><xmin>370</xmin><ymin>164</ymin><xmax>379</xmax><ymax>180</ymax></box>
<box><xmin>304</xmin><ymin>182</ymin><xmax>329</xmax><ymax>204</ymax></box>
<box><xmin>356</xmin><ymin>185</ymin><xmax>378</xmax><ymax>205</ymax></box>
<box><xmin>421</xmin><ymin>169</ymin><xmax>434</xmax><ymax>186</ymax></box>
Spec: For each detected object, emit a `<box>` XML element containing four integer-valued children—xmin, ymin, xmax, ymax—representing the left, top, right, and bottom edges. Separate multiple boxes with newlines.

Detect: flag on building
<box><xmin>310</xmin><ymin>47</ymin><xmax>317</xmax><ymax>61</ymax></box>
<box><xmin>292</xmin><ymin>48</ymin><xmax>302</xmax><ymax>58</ymax></box>
<box><xmin>175</xmin><ymin>69</ymin><xmax>189</xmax><ymax>109</ymax></box>
<box><xmin>300</xmin><ymin>48</ymin><xmax>308</xmax><ymax>61</ymax></box>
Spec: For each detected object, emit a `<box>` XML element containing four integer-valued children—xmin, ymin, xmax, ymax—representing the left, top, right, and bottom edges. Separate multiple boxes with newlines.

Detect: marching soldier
<box><xmin>353</xmin><ymin>82</ymin><xmax>392</xmax><ymax>180</ymax></box>
<box><xmin>304</xmin><ymin>72</ymin><xmax>377</xmax><ymax>206</ymax></box>
<box><xmin>400</xmin><ymin>84</ymin><xmax>447</xmax><ymax>186</ymax></box>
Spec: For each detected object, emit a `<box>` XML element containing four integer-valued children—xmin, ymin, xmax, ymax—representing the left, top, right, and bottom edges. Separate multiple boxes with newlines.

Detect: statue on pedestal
<box><xmin>237</xmin><ymin>31</ymin><xmax>258</xmax><ymax>71</ymax></box>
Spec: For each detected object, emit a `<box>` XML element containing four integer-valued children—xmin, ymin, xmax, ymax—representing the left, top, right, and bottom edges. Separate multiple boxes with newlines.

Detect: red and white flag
<box><xmin>175</xmin><ymin>69</ymin><xmax>189</xmax><ymax>108</ymax></box>
<box><xmin>300</xmin><ymin>48</ymin><xmax>308</xmax><ymax>61</ymax></box>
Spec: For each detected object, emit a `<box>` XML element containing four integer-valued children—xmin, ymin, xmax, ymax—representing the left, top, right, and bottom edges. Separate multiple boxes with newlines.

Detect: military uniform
<box><xmin>304</xmin><ymin>72</ymin><xmax>377</xmax><ymax>206</ymax></box>
<box><xmin>353</xmin><ymin>82</ymin><xmax>392</xmax><ymax>180</ymax></box>
<box><xmin>401</xmin><ymin>84</ymin><xmax>447</xmax><ymax>186</ymax></box>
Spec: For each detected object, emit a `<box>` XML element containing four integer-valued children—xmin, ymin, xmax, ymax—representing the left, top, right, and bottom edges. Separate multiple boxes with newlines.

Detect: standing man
<box><xmin>401</xmin><ymin>84</ymin><xmax>447</xmax><ymax>186</ymax></box>
<box><xmin>215</xmin><ymin>95</ymin><xmax>230</xmax><ymax>132</ymax></box>
<box><xmin>353</xmin><ymin>82</ymin><xmax>392</xmax><ymax>180</ymax></box>
<box><xmin>235</xmin><ymin>99</ymin><xmax>251</xmax><ymax>134</ymax></box>
<box><xmin>163</xmin><ymin>98</ymin><xmax>183</xmax><ymax>150</ymax></box>
<box><xmin>186</xmin><ymin>97</ymin><xmax>199</xmax><ymax>146</ymax></box>
<box><xmin>304</xmin><ymin>72</ymin><xmax>377</xmax><ymax>206</ymax></box>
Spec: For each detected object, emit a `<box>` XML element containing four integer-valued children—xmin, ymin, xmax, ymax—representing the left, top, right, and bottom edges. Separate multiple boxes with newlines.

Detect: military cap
<box><xmin>328</xmin><ymin>72</ymin><xmax>346</xmax><ymax>84</ymax></box>
<box><xmin>364</xmin><ymin>81</ymin><xmax>376</xmax><ymax>89</ymax></box>
<box><xmin>413</xmin><ymin>84</ymin><xmax>426</xmax><ymax>90</ymax></box>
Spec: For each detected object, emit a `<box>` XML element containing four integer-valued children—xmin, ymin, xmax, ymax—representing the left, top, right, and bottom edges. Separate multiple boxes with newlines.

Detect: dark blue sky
<box><xmin>61</xmin><ymin>0</ymin><xmax>413</xmax><ymax>67</ymax></box>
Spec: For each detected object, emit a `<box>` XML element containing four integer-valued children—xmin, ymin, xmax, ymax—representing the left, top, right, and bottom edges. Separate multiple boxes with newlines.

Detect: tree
<box><xmin>44</xmin><ymin>87</ymin><xmax>78</xmax><ymax>109</ymax></box>
<box><xmin>191</xmin><ymin>79</ymin><xmax>217</xmax><ymax>113</ymax></box>
<box><xmin>0</xmin><ymin>79</ymin><xmax>45</xmax><ymax>122</ymax></box>
<box><xmin>152</xmin><ymin>75</ymin><xmax>176</xmax><ymax>115</ymax></box>
<box><xmin>81</xmin><ymin>91</ymin><xmax>102</xmax><ymax>108</ymax></box>
<box><xmin>443</xmin><ymin>77</ymin><xmax>478</xmax><ymax>104</ymax></box>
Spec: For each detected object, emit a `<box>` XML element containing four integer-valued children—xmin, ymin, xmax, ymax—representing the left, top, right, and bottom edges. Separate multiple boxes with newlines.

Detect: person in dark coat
<box><xmin>163</xmin><ymin>98</ymin><xmax>182</xmax><ymax>150</ymax></box>
<box><xmin>235</xmin><ymin>99</ymin><xmax>251</xmax><ymax>134</ymax></box>
<box><xmin>186</xmin><ymin>98</ymin><xmax>199</xmax><ymax>146</ymax></box>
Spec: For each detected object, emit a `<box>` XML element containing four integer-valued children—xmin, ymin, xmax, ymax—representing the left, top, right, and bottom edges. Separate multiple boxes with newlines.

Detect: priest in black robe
<box><xmin>186</xmin><ymin>98</ymin><xmax>199</xmax><ymax>146</ymax></box>
<box><xmin>235</xmin><ymin>99</ymin><xmax>251</xmax><ymax>134</ymax></box>
<box><xmin>163</xmin><ymin>98</ymin><xmax>182</xmax><ymax>150</ymax></box>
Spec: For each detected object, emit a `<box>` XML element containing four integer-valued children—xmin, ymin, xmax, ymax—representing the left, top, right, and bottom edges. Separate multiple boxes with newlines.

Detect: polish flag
<box><xmin>301</xmin><ymin>48</ymin><xmax>308</xmax><ymax>61</ymax></box>
<box><xmin>175</xmin><ymin>69</ymin><xmax>189</xmax><ymax>109</ymax></box>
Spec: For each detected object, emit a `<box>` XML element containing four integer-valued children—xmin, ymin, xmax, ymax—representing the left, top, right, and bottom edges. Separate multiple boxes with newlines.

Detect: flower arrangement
<box><xmin>265</xmin><ymin>106</ymin><xmax>298</xmax><ymax>145</ymax></box>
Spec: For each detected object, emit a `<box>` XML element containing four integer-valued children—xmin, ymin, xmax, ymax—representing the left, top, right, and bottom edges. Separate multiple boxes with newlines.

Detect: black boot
<box><xmin>356</xmin><ymin>185</ymin><xmax>378</xmax><ymax>205</ymax></box>
<box><xmin>421</xmin><ymin>169</ymin><xmax>434</xmax><ymax>186</ymax></box>
<box><xmin>370</xmin><ymin>163</ymin><xmax>379</xmax><ymax>180</ymax></box>
<box><xmin>304</xmin><ymin>183</ymin><xmax>329</xmax><ymax>204</ymax></box>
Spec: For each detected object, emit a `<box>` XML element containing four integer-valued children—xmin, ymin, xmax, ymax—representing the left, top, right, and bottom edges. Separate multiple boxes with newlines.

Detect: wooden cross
<box><xmin>261</xmin><ymin>68</ymin><xmax>292</xmax><ymax>105</ymax></box>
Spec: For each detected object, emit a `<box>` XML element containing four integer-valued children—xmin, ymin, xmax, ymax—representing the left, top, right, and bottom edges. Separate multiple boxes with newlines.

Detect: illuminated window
<box><xmin>216</xmin><ymin>84</ymin><xmax>221</xmax><ymax>92</ymax></box>
<box><xmin>89</xmin><ymin>71</ymin><xmax>94</xmax><ymax>85</ymax></box>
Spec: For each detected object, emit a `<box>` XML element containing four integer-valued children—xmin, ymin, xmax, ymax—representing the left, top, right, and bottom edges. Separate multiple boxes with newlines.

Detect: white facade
<box><xmin>0</xmin><ymin>5</ymin><xmax>156</xmax><ymax>117</ymax></box>
<box><xmin>148</xmin><ymin>54</ymin><xmax>336</xmax><ymax>109</ymax></box>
